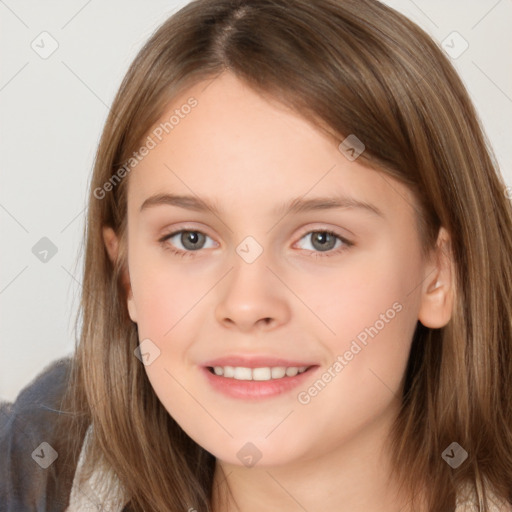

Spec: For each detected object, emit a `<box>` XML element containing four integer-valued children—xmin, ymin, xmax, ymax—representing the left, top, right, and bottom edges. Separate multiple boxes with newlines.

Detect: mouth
<box><xmin>206</xmin><ymin>365</ymin><xmax>313</xmax><ymax>381</ymax></box>
<box><xmin>202</xmin><ymin>364</ymin><xmax>319</xmax><ymax>400</ymax></box>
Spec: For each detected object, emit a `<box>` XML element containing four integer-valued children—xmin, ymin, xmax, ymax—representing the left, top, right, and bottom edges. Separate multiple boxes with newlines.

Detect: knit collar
<box><xmin>65</xmin><ymin>424</ymin><xmax>128</xmax><ymax>511</ymax></box>
<box><xmin>67</xmin><ymin>424</ymin><xmax>510</xmax><ymax>512</ymax></box>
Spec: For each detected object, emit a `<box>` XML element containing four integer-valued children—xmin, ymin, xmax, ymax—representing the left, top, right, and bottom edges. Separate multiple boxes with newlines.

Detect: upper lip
<box><xmin>203</xmin><ymin>356</ymin><xmax>318</xmax><ymax>369</ymax></box>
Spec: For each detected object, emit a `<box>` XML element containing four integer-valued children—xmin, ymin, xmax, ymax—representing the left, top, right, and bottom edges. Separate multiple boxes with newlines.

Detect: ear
<box><xmin>417</xmin><ymin>227</ymin><xmax>454</xmax><ymax>329</ymax></box>
<box><xmin>102</xmin><ymin>226</ymin><xmax>137</xmax><ymax>323</ymax></box>
<box><xmin>103</xmin><ymin>225</ymin><xmax>119</xmax><ymax>263</ymax></box>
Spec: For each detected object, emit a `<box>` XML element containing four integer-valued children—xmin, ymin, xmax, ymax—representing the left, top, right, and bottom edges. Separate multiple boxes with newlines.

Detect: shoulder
<box><xmin>0</xmin><ymin>357</ymin><xmax>86</xmax><ymax>511</ymax></box>
<box><xmin>455</xmin><ymin>481</ymin><xmax>512</xmax><ymax>512</ymax></box>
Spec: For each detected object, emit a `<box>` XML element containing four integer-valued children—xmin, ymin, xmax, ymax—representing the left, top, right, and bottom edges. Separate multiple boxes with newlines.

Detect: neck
<box><xmin>211</xmin><ymin>400</ymin><xmax>425</xmax><ymax>512</ymax></box>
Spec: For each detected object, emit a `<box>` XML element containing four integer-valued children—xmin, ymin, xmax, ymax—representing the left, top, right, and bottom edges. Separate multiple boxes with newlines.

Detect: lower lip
<box><xmin>201</xmin><ymin>366</ymin><xmax>319</xmax><ymax>400</ymax></box>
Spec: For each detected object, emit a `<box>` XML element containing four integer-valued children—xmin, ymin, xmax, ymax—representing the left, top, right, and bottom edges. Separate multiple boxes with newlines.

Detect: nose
<box><xmin>214</xmin><ymin>254</ymin><xmax>291</xmax><ymax>333</ymax></box>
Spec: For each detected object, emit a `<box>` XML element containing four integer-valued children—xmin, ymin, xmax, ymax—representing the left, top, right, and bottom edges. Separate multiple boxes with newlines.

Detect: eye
<box><xmin>159</xmin><ymin>229</ymin><xmax>217</xmax><ymax>256</ymax></box>
<box><xmin>295</xmin><ymin>230</ymin><xmax>353</xmax><ymax>257</ymax></box>
<box><xmin>158</xmin><ymin>228</ymin><xmax>353</xmax><ymax>259</ymax></box>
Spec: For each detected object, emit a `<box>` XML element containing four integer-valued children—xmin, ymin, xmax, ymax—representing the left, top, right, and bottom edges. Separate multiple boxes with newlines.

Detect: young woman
<box><xmin>1</xmin><ymin>0</ymin><xmax>511</xmax><ymax>510</ymax></box>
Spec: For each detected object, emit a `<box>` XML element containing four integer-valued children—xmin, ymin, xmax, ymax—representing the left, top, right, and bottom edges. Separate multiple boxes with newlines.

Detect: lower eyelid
<box><xmin>159</xmin><ymin>229</ymin><xmax>353</xmax><ymax>256</ymax></box>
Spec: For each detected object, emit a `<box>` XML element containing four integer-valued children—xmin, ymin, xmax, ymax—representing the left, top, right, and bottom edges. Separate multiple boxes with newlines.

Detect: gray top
<box><xmin>0</xmin><ymin>357</ymin><xmax>86</xmax><ymax>511</ymax></box>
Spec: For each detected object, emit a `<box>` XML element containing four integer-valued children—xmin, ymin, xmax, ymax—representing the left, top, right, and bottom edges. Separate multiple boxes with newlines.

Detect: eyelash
<box><xmin>158</xmin><ymin>228</ymin><xmax>354</xmax><ymax>259</ymax></box>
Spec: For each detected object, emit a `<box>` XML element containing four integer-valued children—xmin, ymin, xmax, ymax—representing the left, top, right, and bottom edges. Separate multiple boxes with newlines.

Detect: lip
<box><xmin>202</xmin><ymin>356</ymin><xmax>317</xmax><ymax>368</ymax></box>
<box><xmin>201</xmin><ymin>362</ymin><xmax>320</xmax><ymax>400</ymax></box>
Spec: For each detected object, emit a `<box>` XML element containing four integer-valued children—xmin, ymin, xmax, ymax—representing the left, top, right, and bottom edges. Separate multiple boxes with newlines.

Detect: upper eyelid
<box><xmin>159</xmin><ymin>225</ymin><xmax>352</xmax><ymax>247</ymax></box>
<box><xmin>159</xmin><ymin>226</ymin><xmax>216</xmax><ymax>243</ymax></box>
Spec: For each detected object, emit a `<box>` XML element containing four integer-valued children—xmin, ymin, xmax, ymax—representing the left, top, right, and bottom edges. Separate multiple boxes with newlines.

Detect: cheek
<box><xmin>302</xmin><ymin>243</ymin><xmax>422</xmax><ymax>401</ymax></box>
<box><xmin>288</xmin><ymin>267</ymin><xmax>419</xmax><ymax>458</ymax></box>
<box><xmin>128</xmin><ymin>246</ymin><xmax>210</xmax><ymax>341</ymax></box>
<box><xmin>302</xmin><ymin>244</ymin><xmax>421</xmax><ymax>346</ymax></box>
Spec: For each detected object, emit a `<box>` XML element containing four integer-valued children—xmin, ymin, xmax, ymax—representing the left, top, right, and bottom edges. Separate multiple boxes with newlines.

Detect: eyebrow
<box><xmin>139</xmin><ymin>193</ymin><xmax>384</xmax><ymax>218</ymax></box>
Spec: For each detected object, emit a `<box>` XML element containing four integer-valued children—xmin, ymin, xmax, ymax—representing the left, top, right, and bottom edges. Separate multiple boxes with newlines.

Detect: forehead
<box><xmin>126</xmin><ymin>72</ymin><xmax>416</xmax><ymax>221</ymax></box>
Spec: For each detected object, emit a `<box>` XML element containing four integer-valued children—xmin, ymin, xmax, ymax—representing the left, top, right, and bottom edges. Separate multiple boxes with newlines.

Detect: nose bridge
<box><xmin>235</xmin><ymin>234</ymin><xmax>266</xmax><ymax>266</ymax></box>
<box><xmin>228</xmin><ymin>235</ymin><xmax>276</xmax><ymax>298</ymax></box>
<box><xmin>214</xmin><ymin>235</ymin><xmax>291</xmax><ymax>331</ymax></box>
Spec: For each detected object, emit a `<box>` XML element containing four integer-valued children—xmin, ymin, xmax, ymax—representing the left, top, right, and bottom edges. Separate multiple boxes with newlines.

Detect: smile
<box><xmin>202</xmin><ymin>365</ymin><xmax>318</xmax><ymax>400</ymax></box>
<box><xmin>208</xmin><ymin>365</ymin><xmax>310</xmax><ymax>381</ymax></box>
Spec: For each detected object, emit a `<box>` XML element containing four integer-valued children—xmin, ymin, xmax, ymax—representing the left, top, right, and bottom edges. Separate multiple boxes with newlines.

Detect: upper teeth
<box><xmin>212</xmin><ymin>366</ymin><xmax>308</xmax><ymax>381</ymax></box>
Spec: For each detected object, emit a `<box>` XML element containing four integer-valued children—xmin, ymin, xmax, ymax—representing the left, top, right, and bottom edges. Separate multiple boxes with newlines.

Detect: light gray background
<box><xmin>1</xmin><ymin>0</ymin><xmax>511</xmax><ymax>401</ymax></box>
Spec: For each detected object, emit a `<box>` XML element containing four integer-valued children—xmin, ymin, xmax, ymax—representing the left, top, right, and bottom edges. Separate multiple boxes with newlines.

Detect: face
<box><xmin>112</xmin><ymin>71</ymin><xmax>447</xmax><ymax>468</ymax></box>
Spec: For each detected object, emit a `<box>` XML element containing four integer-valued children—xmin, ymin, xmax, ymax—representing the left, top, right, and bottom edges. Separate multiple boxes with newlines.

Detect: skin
<box><xmin>103</xmin><ymin>71</ymin><xmax>454</xmax><ymax>512</ymax></box>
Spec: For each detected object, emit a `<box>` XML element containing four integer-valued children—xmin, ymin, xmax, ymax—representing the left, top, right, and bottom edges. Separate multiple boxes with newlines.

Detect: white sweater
<box><xmin>66</xmin><ymin>425</ymin><xmax>512</xmax><ymax>512</ymax></box>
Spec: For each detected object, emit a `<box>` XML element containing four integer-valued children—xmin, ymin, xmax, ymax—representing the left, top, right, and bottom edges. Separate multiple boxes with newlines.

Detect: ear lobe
<box><xmin>417</xmin><ymin>227</ymin><xmax>455</xmax><ymax>329</ymax></box>
<box><xmin>102</xmin><ymin>226</ymin><xmax>137</xmax><ymax>323</ymax></box>
<box><xmin>127</xmin><ymin>295</ymin><xmax>137</xmax><ymax>323</ymax></box>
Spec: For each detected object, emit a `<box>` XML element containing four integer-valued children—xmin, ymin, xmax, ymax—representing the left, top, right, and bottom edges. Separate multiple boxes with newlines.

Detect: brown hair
<box><xmin>57</xmin><ymin>0</ymin><xmax>512</xmax><ymax>510</ymax></box>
